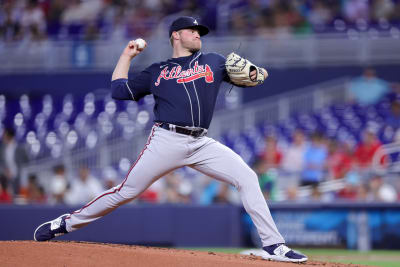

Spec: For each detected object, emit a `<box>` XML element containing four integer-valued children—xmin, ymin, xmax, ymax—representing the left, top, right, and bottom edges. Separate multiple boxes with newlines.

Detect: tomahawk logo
<box><xmin>155</xmin><ymin>61</ymin><xmax>214</xmax><ymax>86</ymax></box>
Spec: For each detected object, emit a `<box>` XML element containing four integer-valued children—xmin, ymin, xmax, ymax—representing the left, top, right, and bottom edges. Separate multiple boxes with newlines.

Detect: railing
<box><xmin>208</xmin><ymin>77</ymin><xmax>350</xmax><ymax>137</ymax></box>
<box><xmin>372</xmin><ymin>141</ymin><xmax>400</xmax><ymax>174</ymax></box>
<box><xmin>20</xmin><ymin>77</ymin><xmax>350</xmax><ymax>186</ymax></box>
<box><xmin>1</xmin><ymin>33</ymin><xmax>400</xmax><ymax>72</ymax></box>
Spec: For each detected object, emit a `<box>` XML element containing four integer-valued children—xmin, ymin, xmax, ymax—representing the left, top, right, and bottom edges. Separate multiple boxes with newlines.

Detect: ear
<box><xmin>172</xmin><ymin>31</ymin><xmax>180</xmax><ymax>40</ymax></box>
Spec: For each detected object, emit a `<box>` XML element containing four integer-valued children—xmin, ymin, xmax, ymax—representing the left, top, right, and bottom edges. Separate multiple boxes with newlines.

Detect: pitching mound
<box><xmin>1</xmin><ymin>241</ymin><xmax>361</xmax><ymax>267</ymax></box>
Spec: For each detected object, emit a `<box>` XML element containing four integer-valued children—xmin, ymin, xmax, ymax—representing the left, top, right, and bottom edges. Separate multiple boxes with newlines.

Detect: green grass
<box><xmin>182</xmin><ymin>247</ymin><xmax>400</xmax><ymax>267</ymax></box>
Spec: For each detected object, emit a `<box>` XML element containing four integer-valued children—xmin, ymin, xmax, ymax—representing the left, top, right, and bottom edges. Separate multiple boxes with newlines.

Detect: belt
<box><xmin>159</xmin><ymin>123</ymin><xmax>207</xmax><ymax>138</ymax></box>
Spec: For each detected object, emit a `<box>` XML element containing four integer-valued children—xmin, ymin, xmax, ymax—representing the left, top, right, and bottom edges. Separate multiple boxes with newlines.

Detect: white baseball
<box><xmin>135</xmin><ymin>38</ymin><xmax>146</xmax><ymax>49</ymax></box>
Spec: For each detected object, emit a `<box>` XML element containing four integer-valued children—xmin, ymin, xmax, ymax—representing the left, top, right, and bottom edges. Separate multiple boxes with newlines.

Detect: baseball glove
<box><xmin>225</xmin><ymin>52</ymin><xmax>266</xmax><ymax>87</ymax></box>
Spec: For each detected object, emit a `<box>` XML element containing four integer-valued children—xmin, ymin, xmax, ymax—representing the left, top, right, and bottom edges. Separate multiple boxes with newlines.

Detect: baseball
<box><xmin>135</xmin><ymin>38</ymin><xmax>146</xmax><ymax>49</ymax></box>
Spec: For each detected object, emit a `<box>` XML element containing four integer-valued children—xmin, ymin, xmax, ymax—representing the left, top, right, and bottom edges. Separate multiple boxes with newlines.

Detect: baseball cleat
<box><xmin>261</xmin><ymin>244</ymin><xmax>308</xmax><ymax>263</ymax></box>
<box><xmin>34</xmin><ymin>214</ymin><xmax>69</xmax><ymax>242</ymax></box>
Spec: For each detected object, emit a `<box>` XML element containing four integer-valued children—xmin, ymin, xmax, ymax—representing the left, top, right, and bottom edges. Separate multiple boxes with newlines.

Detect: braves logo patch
<box><xmin>155</xmin><ymin>61</ymin><xmax>214</xmax><ymax>86</ymax></box>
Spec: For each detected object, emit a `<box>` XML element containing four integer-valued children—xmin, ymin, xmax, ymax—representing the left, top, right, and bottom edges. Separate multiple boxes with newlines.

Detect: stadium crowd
<box><xmin>1</xmin><ymin>67</ymin><xmax>400</xmax><ymax>205</ymax></box>
<box><xmin>1</xmin><ymin>0</ymin><xmax>400</xmax><ymax>42</ymax></box>
<box><xmin>1</xmin><ymin>96</ymin><xmax>400</xmax><ymax>205</ymax></box>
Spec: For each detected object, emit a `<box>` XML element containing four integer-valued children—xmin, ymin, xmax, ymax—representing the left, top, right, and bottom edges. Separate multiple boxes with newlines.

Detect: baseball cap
<box><xmin>169</xmin><ymin>16</ymin><xmax>209</xmax><ymax>37</ymax></box>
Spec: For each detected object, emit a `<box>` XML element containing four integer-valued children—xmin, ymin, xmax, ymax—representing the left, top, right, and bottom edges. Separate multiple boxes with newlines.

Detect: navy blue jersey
<box><xmin>111</xmin><ymin>52</ymin><xmax>232</xmax><ymax>129</ymax></box>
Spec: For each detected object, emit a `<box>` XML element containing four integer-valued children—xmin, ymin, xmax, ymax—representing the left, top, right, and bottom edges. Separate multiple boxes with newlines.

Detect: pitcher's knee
<box><xmin>237</xmin><ymin>169</ymin><xmax>259</xmax><ymax>190</ymax></box>
<box><xmin>117</xmin><ymin>183</ymin><xmax>143</xmax><ymax>200</ymax></box>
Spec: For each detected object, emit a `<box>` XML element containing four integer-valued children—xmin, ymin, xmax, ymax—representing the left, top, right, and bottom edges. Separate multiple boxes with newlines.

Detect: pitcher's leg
<box><xmin>66</xmin><ymin>127</ymin><xmax>184</xmax><ymax>232</ymax></box>
<box><xmin>190</xmin><ymin>138</ymin><xmax>285</xmax><ymax>246</ymax></box>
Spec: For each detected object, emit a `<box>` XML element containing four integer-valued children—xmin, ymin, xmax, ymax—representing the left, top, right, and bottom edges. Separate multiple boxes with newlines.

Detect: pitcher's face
<box><xmin>178</xmin><ymin>29</ymin><xmax>202</xmax><ymax>53</ymax></box>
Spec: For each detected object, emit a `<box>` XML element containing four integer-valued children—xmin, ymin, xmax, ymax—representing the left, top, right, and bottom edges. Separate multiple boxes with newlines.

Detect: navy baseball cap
<box><xmin>169</xmin><ymin>16</ymin><xmax>209</xmax><ymax>37</ymax></box>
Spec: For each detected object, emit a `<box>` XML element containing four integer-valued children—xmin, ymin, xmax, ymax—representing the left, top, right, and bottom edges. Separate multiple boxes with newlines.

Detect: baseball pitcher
<box><xmin>34</xmin><ymin>16</ymin><xmax>307</xmax><ymax>263</ymax></box>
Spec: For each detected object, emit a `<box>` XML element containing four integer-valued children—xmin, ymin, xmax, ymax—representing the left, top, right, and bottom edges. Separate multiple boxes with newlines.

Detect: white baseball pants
<box><xmin>65</xmin><ymin>124</ymin><xmax>285</xmax><ymax>246</ymax></box>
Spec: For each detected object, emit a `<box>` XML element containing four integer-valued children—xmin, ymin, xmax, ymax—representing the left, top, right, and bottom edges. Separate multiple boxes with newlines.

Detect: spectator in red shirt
<box><xmin>336</xmin><ymin>171</ymin><xmax>360</xmax><ymax>201</ymax></box>
<box><xmin>327</xmin><ymin>140</ymin><xmax>354</xmax><ymax>180</ymax></box>
<box><xmin>259</xmin><ymin>135</ymin><xmax>282</xmax><ymax>169</ymax></box>
<box><xmin>0</xmin><ymin>174</ymin><xmax>12</xmax><ymax>203</ymax></box>
<box><xmin>21</xmin><ymin>174</ymin><xmax>47</xmax><ymax>204</ymax></box>
<box><xmin>354</xmin><ymin>130</ymin><xmax>384</xmax><ymax>171</ymax></box>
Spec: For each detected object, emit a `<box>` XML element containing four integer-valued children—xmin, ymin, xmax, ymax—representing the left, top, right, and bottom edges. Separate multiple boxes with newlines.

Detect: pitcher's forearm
<box><xmin>112</xmin><ymin>54</ymin><xmax>133</xmax><ymax>81</ymax></box>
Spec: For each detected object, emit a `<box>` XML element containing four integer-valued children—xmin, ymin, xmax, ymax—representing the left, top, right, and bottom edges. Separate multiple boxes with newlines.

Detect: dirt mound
<box><xmin>0</xmin><ymin>241</ymin><xmax>361</xmax><ymax>267</ymax></box>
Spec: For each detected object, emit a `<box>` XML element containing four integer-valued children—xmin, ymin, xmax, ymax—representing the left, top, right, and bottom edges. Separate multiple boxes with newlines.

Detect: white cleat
<box><xmin>261</xmin><ymin>244</ymin><xmax>308</xmax><ymax>263</ymax></box>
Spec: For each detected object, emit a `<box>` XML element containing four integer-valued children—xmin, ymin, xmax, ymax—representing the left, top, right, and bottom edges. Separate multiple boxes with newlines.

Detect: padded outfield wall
<box><xmin>1</xmin><ymin>203</ymin><xmax>400</xmax><ymax>249</ymax></box>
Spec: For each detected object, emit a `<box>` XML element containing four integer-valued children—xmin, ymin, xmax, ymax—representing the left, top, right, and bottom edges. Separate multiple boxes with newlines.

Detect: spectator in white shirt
<box><xmin>65</xmin><ymin>166</ymin><xmax>104</xmax><ymax>205</ymax></box>
<box><xmin>48</xmin><ymin>164</ymin><xmax>69</xmax><ymax>204</ymax></box>
<box><xmin>280</xmin><ymin>130</ymin><xmax>306</xmax><ymax>190</ymax></box>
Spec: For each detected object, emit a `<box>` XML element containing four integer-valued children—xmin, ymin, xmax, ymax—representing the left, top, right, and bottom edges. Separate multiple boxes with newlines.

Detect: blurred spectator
<box><xmin>61</xmin><ymin>0</ymin><xmax>103</xmax><ymax>39</ymax></box>
<box><xmin>49</xmin><ymin>164</ymin><xmax>69</xmax><ymax>204</ymax></box>
<box><xmin>336</xmin><ymin>171</ymin><xmax>360</xmax><ymax>201</ymax></box>
<box><xmin>305</xmin><ymin>184</ymin><xmax>333</xmax><ymax>202</ymax></box>
<box><xmin>46</xmin><ymin>0</ymin><xmax>66</xmax><ymax>37</ymax></box>
<box><xmin>371</xmin><ymin>0</ymin><xmax>394</xmax><ymax>22</ymax></box>
<box><xmin>301</xmin><ymin>132</ymin><xmax>328</xmax><ymax>186</ymax></box>
<box><xmin>356</xmin><ymin>183</ymin><xmax>372</xmax><ymax>202</ymax></box>
<box><xmin>285</xmin><ymin>186</ymin><xmax>299</xmax><ymax>202</ymax></box>
<box><xmin>348</xmin><ymin>68</ymin><xmax>390</xmax><ymax>106</ymax></box>
<box><xmin>327</xmin><ymin>140</ymin><xmax>353</xmax><ymax>179</ymax></box>
<box><xmin>138</xmin><ymin>173</ymin><xmax>166</xmax><ymax>203</ymax></box>
<box><xmin>343</xmin><ymin>0</ymin><xmax>369</xmax><ymax>23</ymax></box>
<box><xmin>65</xmin><ymin>166</ymin><xmax>104</xmax><ymax>205</ymax></box>
<box><xmin>259</xmin><ymin>135</ymin><xmax>282</xmax><ymax>169</ymax></box>
<box><xmin>138</xmin><ymin>189</ymin><xmax>159</xmax><ymax>203</ymax></box>
<box><xmin>0</xmin><ymin>128</ymin><xmax>29</xmax><ymax>195</ymax></box>
<box><xmin>199</xmin><ymin>179</ymin><xmax>219</xmax><ymax>205</ymax></box>
<box><xmin>21</xmin><ymin>174</ymin><xmax>47</xmax><ymax>204</ymax></box>
<box><xmin>83</xmin><ymin>21</ymin><xmax>99</xmax><ymax>41</ymax></box>
<box><xmin>395</xmin><ymin>130</ymin><xmax>400</xmax><ymax>144</ymax></box>
<box><xmin>102</xmin><ymin>166</ymin><xmax>118</xmax><ymax>190</ymax></box>
<box><xmin>230</xmin><ymin>10</ymin><xmax>248</xmax><ymax>36</ymax></box>
<box><xmin>309</xmin><ymin>184</ymin><xmax>322</xmax><ymax>201</ymax></box>
<box><xmin>20</xmin><ymin>0</ymin><xmax>47</xmax><ymax>41</ymax></box>
<box><xmin>281</xmin><ymin>130</ymin><xmax>306</xmax><ymax>187</ymax></box>
<box><xmin>389</xmin><ymin>83</ymin><xmax>400</xmax><ymax>102</ymax></box>
<box><xmin>368</xmin><ymin>174</ymin><xmax>398</xmax><ymax>202</ymax></box>
<box><xmin>199</xmin><ymin>178</ymin><xmax>238</xmax><ymax>204</ymax></box>
<box><xmin>308</xmin><ymin>0</ymin><xmax>333</xmax><ymax>31</ymax></box>
<box><xmin>125</xmin><ymin>3</ymin><xmax>157</xmax><ymax>38</ymax></box>
<box><xmin>0</xmin><ymin>174</ymin><xmax>12</xmax><ymax>203</ymax></box>
<box><xmin>271</xmin><ymin>2</ymin><xmax>293</xmax><ymax>35</ymax></box>
<box><xmin>0</xmin><ymin>0</ymin><xmax>22</xmax><ymax>41</ymax></box>
<box><xmin>385</xmin><ymin>100</ymin><xmax>400</xmax><ymax>129</ymax></box>
<box><xmin>353</xmin><ymin>129</ymin><xmax>385</xmax><ymax>172</ymax></box>
<box><xmin>212</xmin><ymin>183</ymin><xmax>230</xmax><ymax>203</ymax></box>
<box><xmin>2</xmin><ymin>0</ymin><xmax>400</xmax><ymax>41</ymax></box>
<box><xmin>163</xmin><ymin>171</ymin><xmax>192</xmax><ymax>203</ymax></box>
<box><xmin>253</xmin><ymin>159</ymin><xmax>277</xmax><ymax>201</ymax></box>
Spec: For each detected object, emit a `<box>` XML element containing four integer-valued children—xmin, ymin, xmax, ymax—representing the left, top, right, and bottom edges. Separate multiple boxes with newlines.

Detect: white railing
<box><xmin>275</xmin><ymin>179</ymin><xmax>347</xmax><ymax>201</ymax></box>
<box><xmin>20</xmin><ymin>77</ymin><xmax>350</xmax><ymax>185</ymax></box>
<box><xmin>208</xmin><ymin>77</ymin><xmax>350</xmax><ymax>137</ymax></box>
<box><xmin>372</xmin><ymin>141</ymin><xmax>400</xmax><ymax>174</ymax></box>
<box><xmin>1</xmin><ymin>34</ymin><xmax>400</xmax><ymax>72</ymax></box>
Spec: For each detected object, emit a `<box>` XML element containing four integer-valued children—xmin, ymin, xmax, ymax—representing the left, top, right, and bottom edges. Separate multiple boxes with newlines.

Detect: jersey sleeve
<box><xmin>111</xmin><ymin>66</ymin><xmax>152</xmax><ymax>101</ymax></box>
<box><xmin>209</xmin><ymin>52</ymin><xmax>231</xmax><ymax>83</ymax></box>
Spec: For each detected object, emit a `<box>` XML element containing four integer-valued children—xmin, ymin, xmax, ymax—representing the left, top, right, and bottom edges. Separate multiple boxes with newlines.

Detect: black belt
<box><xmin>159</xmin><ymin>123</ymin><xmax>207</xmax><ymax>138</ymax></box>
